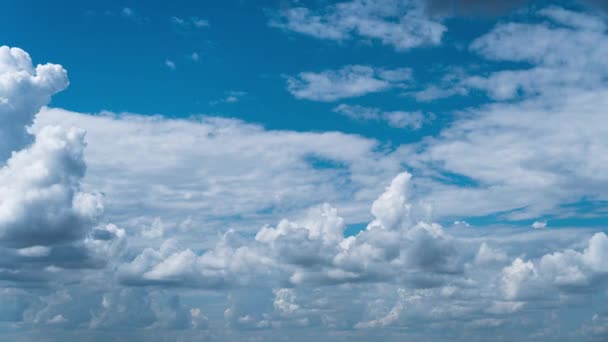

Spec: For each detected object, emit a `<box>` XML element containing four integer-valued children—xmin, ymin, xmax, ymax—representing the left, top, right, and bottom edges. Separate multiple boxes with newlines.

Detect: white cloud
<box><xmin>165</xmin><ymin>59</ymin><xmax>176</xmax><ymax>70</ymax></box>
<box><xmin>287</xmin><ymin>65</ymin><xmax>411</xmax><ymax>101</ymax></box>
<box><xmin>120</xmin><ymin>7</ymin><xmax>146</xmax><ymax>23</ymax></box>
<box><xmin>270</xmin><ymin>0</ymin><xmax>446</xmax><ymax>51</ymax></box>
<box><xmin>502</xmin><ymin>232</ymin><xmax>608</xmax><ymax>300</ymax></box>
<box><xmin>210</xmin><ymin>90</ymin><xmax>247</xmax><ymax>105</ymax></box>
<box><xmin>0</xmin><ymin>46</ymin><xmax>68</xmax><ymax>160</ymax></box>
<box><xmin>119</xmin><ymin>172</ymin><xmax>462</xmax><ymax>289</ymax></box>
<box><xmin>121</xmin><ymin>7</ymin><xmax>134</xmax><ymax>18</ymax></box>
<box><xmin>403</xmin><ymin>84</ymin><xmax>608</xmax><ymax>220</ymax></box>
<box><xmin>34</xmin><ymin>107</ymin><xmax>405</xmax><ymax>237</ymax></box>
<box><xmin>411</xmin><ymin>8</ymin><xmax>608</xmax><ymax>102</ymax></box>
<box><xmin>0</xmin><ymin>126</ymin><xmax>103</xmax><ymax>248</ymax></box>
<box><xmin>5</xmin><ymin>10</ymin><xmax>608</xmax><ymax>339</ymax></box>
<box><xmin>333</xmin><ymin>104</ymin><xmax>429</xmax><ymax>129</ymax></box>
<box><xmin>171</xmin><ymin>16</ymin><xmax>209</xmax><ymax>29</ymax></box>
<box><xmin>474</xmin><ymin>242</ymin><xmax>508</xmax><ymax>265</ymax></box>
<box><xmin>531</xmin><ymin>221</ymin><xmax>547</xmax><ymax>229</ymax></box>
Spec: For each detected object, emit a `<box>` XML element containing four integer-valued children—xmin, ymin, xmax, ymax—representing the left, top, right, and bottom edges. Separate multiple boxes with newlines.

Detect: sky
<box><xmin>1</xmin><ymin>0</ymin><xmax>608</xmax><ymax>341</ymax></box>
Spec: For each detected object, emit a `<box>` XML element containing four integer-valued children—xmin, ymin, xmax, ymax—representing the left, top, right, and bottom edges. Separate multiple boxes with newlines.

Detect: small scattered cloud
<box><xmin>333</xmin><ymin>104</ymin><xmax>431</xmax><ymax>129</ymax></box>
<box><xmin>121</xmin><ymin>7</ymin><xmax>134</xmax><ymax>18</ymax></box>
<box><xmin>119</xmin><ymin>7</ymin><xmax>146</xmax><ymax>23</ymax></box>
<box><xmin>286</xmin><ymin>65</ymin><xmax>412</xmax><ymax>102</ymax></box>
<box><xmin>165</xmin><ymin>59</ymin><xmax>176</xmax><ymax>70</ymax></box>
<box><xmin>210</xmin><ymin>90</ymin><xmax>248</xmax><ymax>105</ymax></box>
<box><xmin>531</xmin><ymin>221</ymin><xmax>547</xmax><ymax>229</ymax></box>
<box><xmin>171</xmin><ymin>16</ymin><xmax>209</xmax><ymax>31</ymax></box>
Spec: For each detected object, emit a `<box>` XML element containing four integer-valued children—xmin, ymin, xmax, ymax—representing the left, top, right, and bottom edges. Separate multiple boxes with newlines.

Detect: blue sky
<box><xmin>2</xmin><ymin>0</ymin><xmax>499</xmax><ymax>141</ymax></box>
<box><xmin>2</xmin><ymin>0</ymin><xmax>608</xmax><ymax>341</ymax></box>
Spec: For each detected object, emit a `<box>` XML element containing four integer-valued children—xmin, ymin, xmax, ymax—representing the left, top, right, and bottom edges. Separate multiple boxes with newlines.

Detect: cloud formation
<box><xmin>0</xmin><ymin>47</ymin><xmax>109</xmax><ymax>286</ymax></box>
<box><xmin>287</xmin><ymin>65</ymin><xmax>411</xmax><ymax>101</ymax></box>
<box><xmin>333</xmin><ymin>103</ymin><xmax>430</xmax><ymax>129</ymax></box>
<box><xmin>0</xmin><ymin>126</ymin><xmax>102</xmax><ymax>248</ymax></box>
<box><xmin>3</xmin><ymin>7</ymin><xmax>608</xmax><ymax>340</ymax></box>
<box><xmin>271</xmin><ymin>0</ymin><xmax>445</xmax><ymax>51</ymax></box>
<box><xmin>119</xmin><ymin>172</ymin><xmax>460</xmax><ymax>289</ymax></box>
<box><xmin>0</xmin><ymin>46</ymin><xmax>68</xmax><ymax>161</ymax></box>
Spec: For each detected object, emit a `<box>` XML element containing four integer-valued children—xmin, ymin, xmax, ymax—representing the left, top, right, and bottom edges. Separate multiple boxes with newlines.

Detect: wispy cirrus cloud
<box><xmin>270</xmin><ymin>0</ymin><xmax>445</xmax><ymax>51</ymax></box>
<box><xmin>333</xmin><ymin>104</ymin><xmax>431</xmax><ymax>129</ymax></box>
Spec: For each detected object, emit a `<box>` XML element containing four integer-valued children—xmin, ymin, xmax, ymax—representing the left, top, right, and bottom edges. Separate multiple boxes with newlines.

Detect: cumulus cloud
<box><xmin>270</xmin><ymin>0</ymin><xmax>445</xmax><ymax>51</ymax></box>
<box><xmin>119</xmin><ymin>172</ymin><xmax>462</xmax><ymax>289</ymax></box>
<box><xmin>0</xmin><ymin>126</ymin><xmax>102</xmax><ymax>248</ymax></box>
<box><xmin>0</xmin><ymin>47</ymin><xmax>110</xmax><ymax>284</ymax></box>
<box><xmin>0</xmin><ymin>46</ymin><xmax>68</xmax><ymax>161</ymax></box>
<box><xmin>286</xmin><ymin>65</ymin><xmax>411</xmax><ymax>101</ymax></box>
<box><xmin>502</xmin><ymin>232</ymin><xmax>608</xmax><ymax>300</ymax></box>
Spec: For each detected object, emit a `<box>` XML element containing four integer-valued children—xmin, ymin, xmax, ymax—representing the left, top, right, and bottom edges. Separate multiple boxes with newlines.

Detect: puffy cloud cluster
<box><xmin>0</xmin><ymin>46</ymin><xmax>108</xmax><ymax>282</ymax></box>
<box><xmin>287</xmin><ymin>65</ymin><xmax>412</xmax><ymax>101</ymax></box>
<box><xmin>0</xmin><ymin>46</ymin><xmax>68</xmax><ymax>160</ymax></box>
<box><xmin>270</xmin><ymin>0</ymin><xmax>445</xmax><ymax>51</ymax></box>
<box><xmin>119</xmin><ymin>172</ymin><xmax>461</xmax><ymax>289</ymax></box>
<box><xmin>502</xmin><ymin>232</ymin><xmax>608</xmax><ymax>299</ymax></box>
<box><xmin>0</xmin><ymin>126</ymin><xmax>102</xmax><ymax>248</ymax></box>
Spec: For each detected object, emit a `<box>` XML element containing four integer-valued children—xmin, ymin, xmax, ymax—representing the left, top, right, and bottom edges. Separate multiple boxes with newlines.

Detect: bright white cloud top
<box><xmin>1</xmin><ymin>2</ymin><xmax>608</xmax><ymax>342</ymax></box>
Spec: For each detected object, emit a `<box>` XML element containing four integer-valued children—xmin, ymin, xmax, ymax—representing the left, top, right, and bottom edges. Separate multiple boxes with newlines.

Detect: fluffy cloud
<box><xmin>0</xmin><ymin>125</ymin><xmax>103</xmax><ymax>259</ymax></box>
<box><xmin>270</xmin><ymin>0</ymin><xmax>445</xmax><ymax>51</ymax></box>
<box><xmin>287</xmin><ymin>65</ymin><xmax>411</xmax><ymax>101</ymax></box>
<box><xmin>119</xmin><ymin>172</ymin><xmax>461</xmax><ymax>289</ymax></box>
<box><xmin>0</xmin><ymin>46</ymin><xmax>68</xmax><ymax>160</ymax></box>
<box><xmin>502</xmin><ymin>232</ymin><xmax>608</xmax><ymax>300</ymax></box>
<box><xmin>34</xmin><ymin>107</ymin><xmax>406</xmax><ymax>238</ymax></box>
<box><xmin>0</xmin><ymin>47</ymin><xmax>107</xmax><ymax>283</ymax></box>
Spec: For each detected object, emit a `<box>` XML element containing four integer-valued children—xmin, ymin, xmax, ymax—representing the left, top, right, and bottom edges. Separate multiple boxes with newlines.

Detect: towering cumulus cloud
<box><xmin>0</xmin><ymin>46</ymin><xmax>68</xmax><ymax>160</ymax></box>
<box><xmin>0</xmin><ymin>46</ymin><xmax>103</xmax><ymax>279</ymax></box>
